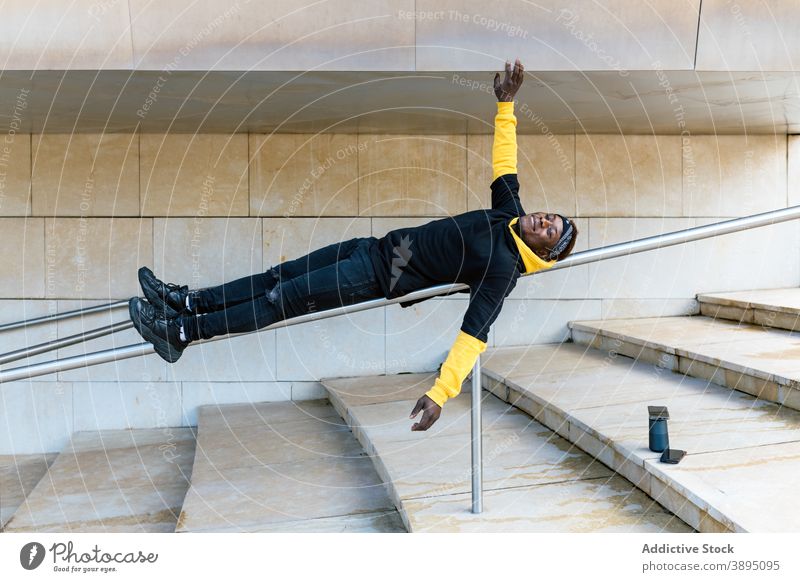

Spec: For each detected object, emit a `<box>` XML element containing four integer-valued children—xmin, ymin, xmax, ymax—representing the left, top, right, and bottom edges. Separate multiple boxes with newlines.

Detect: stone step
<box><xmin>3</xmin><ymin>429</ymin><xmax>195</xmax><ymax>533</ymax></box>
<box><xmin>321</xmin><ymin>372</ymin><xmax>691</xmax><ymax>533</ymax></box>
<box><xmin>175</xmin><ymin>399</ymin><xmax>405</xmax><ymax>533</ymax></box>
<box><xmin>570</xmin><ymin>315</ymin><xmax>800</xmax><ymax>411</ymax></box>
<box><xmin>480</xmin><ymin>342</ymin><xmax>800</xmax><ymax>532</ymax></box>
<box><xmin>698</xmin><ymin>288</ymin><xmax>800</xmax><ymax>331</ymax></box>
<box><xmin>0</xmin><ymin>454</ymin><xmax>57</xmax><ymax>530</ymax></box>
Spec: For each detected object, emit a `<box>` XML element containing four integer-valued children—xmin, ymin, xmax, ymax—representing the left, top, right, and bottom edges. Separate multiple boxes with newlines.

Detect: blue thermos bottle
<box><xmin>648</xmin><ymin>406</ymin><xmax>670</xmax><ymax>453</ymax></box>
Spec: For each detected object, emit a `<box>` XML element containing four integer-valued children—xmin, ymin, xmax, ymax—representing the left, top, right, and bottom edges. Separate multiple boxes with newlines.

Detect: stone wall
<box><xmin>1</xmin><ymin>131</ymin><xmax>798</xmax><ymax>454</ymax></box>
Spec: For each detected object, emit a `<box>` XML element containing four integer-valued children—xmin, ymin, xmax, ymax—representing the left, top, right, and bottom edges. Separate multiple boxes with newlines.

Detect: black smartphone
<box><xmin>660</xmin><ymin>449</ymin><xmax>686</xmax><ymax>464</ymax></box>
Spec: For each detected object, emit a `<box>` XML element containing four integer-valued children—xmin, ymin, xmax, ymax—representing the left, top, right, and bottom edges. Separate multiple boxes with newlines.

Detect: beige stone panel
<box><xmin>131</xmin><ymin>0</ymin><xmax>414</xmax><ymax>71</ymax></box>
<box><xmin>697</xmin><ymin>0</ymin><xmax>800</xmax><ymax>71</ymax></box>
<box><xmin>32</xmin><ymin>134</ymin><xmax>139</xmax><ymax>217</ymax></box>
<box><xmin>690</xmin><ymin>218</ymin><xmax>799</xmax><ymax>293</ymax></box>
<box><xmin>262</xmin><ymin>217</ymin><xmax>371</xmax><ymax>269</ymax></box>
<box><xmin>385</xmin><ymin>299</ymin><xmax>468</xmax><ymax>374</ymax></box>
<box><xmin>45</xmin><ymin>218</ymin><xmax>153</xmax><ymax>299</ymax></box>
<box><xmin>467</xmin><ymin>132</ymin><xmax>576</xmax><ymax>215</ymax></box>
<box><xmin>0</xmin><ymin>1</ymin><xmax>133</xmax><ymax>70</ymax></box>
<box><xmin>0</xmin><ymin>133</ymin><xmax>31</xmax><ymax>216</ymax></box>
<box><xmin>587</xmin><ymin>217</ymin><xmax>698</xmax><ymax>299</ymax></box>
<box><xmin>166</xmin><ymin>332</ymin><xmax>278</xmax><ymax>384</ymax></box>
<box><xmin>141</xmin><ymin>134</ymin><xmax>248</xmax><ymax>217</ymax></box>
<box><xmin>276</xmin><ymin>308</ymin><xmax>386</xmax><ymax>381</ymax></box>
<box><xmin>789</xmin><ymin>135</ymin><xmax>800</xmax><ymax>207</ymax></box>
<box><xmin>576</xmin><ymin>134</ymin><xmax>681</xmax><ymax>217</ymax></box>
<box><xmin>415</xmin><ymin>0</ymin><xmax>699</xmax><ymax>71</ymax></box>
<box><xmin>0</xmin><ymin>218</ymin><xmax>45</xmax><ymax>298</ymax></box>
<box><xmin>494</xmin><ymin>299</ymin><xmax>601</xmax><ymax>347</ymax></box>
<box><xmin>250</xmin><ymin>133</ymin><xmax>359</xmax><ymax>217</ymax></box>
<box><xmin>72</xmin><ymin>382</ymin><xmax>182</xmax><ymax>431</ymax></box>
<box><xmin>0</xmin><ymin>381</ymin><xmax>72</xmax><ymax>455</ymax></box>
<box><xmin>683</xmin><ymin>135</ymin><xmax>786</xmax><ymax>217</ymax></box>
<box><xmin>358</xmin><ymin>134</ymin><xmax>466</xmax><ymax>216</ymax></box>
<box><xmin>153</xmin><ymin>217</ymin><xmax>261</xmax><ymax>290</ymax></box>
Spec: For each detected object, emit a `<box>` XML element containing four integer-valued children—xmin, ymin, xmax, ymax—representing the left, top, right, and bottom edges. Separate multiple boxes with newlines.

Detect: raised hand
<box><xmin>494</xmin><ymin>58</ymin><xmax>524</xmax><ymax>102</ymax></box>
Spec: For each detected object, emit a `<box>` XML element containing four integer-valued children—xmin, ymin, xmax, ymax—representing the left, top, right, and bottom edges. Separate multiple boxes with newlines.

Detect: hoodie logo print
<box><xmin>389</xmin><ymin>234</ymin><xmax>413</xmax><ymax>291</ymax></box>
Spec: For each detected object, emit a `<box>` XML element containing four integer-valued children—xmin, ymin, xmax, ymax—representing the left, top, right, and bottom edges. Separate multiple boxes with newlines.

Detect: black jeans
<box><xmin>180</xmin><ymin>236</ymin><xmax>384</xmax><ymax>341</ymax></box>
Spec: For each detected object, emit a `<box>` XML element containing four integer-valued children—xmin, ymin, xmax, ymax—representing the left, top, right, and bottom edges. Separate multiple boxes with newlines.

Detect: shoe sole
<box><xmin>128</xmin><ymin>297</ymin><xmax>184</xmax><ymax>364</ymax></box>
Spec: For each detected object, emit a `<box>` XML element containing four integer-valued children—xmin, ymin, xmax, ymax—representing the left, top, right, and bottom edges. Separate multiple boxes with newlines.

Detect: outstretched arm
<box><xmin>409</xmin><ymin>274</ymin><xmax>518</xmax><ymax>431</ymax></box>
<box><xmin>492</xmin><ymin>59</ymin><xmax>524</xmax><ymax>180</ymax></box>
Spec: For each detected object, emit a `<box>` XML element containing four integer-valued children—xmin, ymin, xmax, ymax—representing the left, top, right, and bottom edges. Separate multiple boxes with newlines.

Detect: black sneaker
<box><xmin>128</xmin><ymin>297</ymin><xmax>189</xmax><ymax>363</ymax></box>
<box><xmin>138</xmin><ymin>266</ymin><xmax>189</xmax><ymax>318</ymax></box>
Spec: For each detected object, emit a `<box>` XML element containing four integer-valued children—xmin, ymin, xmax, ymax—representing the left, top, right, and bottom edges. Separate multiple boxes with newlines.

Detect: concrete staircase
<box><xmin>475</xmin><ymin>287</ymin><xmax>800</xmax><ymax>532</ymax></box>
<box><xmin>8</xmin><ymin>289</ymin><xmax>798</xmax><ymax>533</ymax></box>
<box><xmin>3</xmin><ymin>429</ymin><xmax>195</xmax><ymax>532</ymax></box>
<box><xmin>175</xmin><ymin>399</ymin><xmax>404</xmax><ymax>533</ymax></box>
<box><xmin>570</xmin><ymin>290</ymin><xmax>800</xmax><ymax>412</ymax></box>
<box><xmin>321</xmin><ymin>371</ymin><xmax>691</xmax><ymax>532</ymax></box>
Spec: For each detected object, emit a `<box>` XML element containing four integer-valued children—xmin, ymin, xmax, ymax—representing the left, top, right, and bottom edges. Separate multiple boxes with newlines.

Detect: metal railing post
<box><xmin>471</xmin><ymin>354</ymin><xmax>483</xmax><ymax>514</ymax></box>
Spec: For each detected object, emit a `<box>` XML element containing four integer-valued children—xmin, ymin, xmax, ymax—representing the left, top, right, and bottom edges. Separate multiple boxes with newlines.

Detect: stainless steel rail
<box><xmin>0</xmin><ymin>321</ymin><xmax>133</xmax><ymax>366</ymax></box>
<box><xmin>0</xmin><ymin>300</ymin><xmax>128</xmax><ymax>333</ymax></box>
<box><xmin>3</xmin><ymin>203</ymin><xmax>800</xmax><ymax>515</ymax></box>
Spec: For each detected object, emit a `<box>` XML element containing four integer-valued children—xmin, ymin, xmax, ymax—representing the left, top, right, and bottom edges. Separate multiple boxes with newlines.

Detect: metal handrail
<box><xmin>0</xmin><ymin>300</ymin><xmax>128</xmax><ymax>333</ymax></box>
<box><xmin>3</xmin><ymin>203</ymin><xmax>800</xmax><ymax>515</ymax></box>
<box><xmin>0</xmin><ymin>321</ymin><xmax>133</xmax><ymax>366</ymax></box>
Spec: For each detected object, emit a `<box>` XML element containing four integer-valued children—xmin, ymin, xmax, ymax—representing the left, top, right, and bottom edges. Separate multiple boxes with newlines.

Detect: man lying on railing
<box><xmin>129</xmin><ymin>58</ymin><xmax>578</xmax><ymax>431</ymax></box>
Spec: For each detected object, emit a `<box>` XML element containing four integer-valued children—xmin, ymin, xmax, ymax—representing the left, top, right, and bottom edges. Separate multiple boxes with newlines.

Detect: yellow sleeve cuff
<box><xmin>425</xmin><ymin>330</ymin><xmax>488</xmax><ymax>408</ymax></box>
<box><xmin>492</xmin><ymin>101</ymin><xmax>518</xmax><ymax>181</ymax></box>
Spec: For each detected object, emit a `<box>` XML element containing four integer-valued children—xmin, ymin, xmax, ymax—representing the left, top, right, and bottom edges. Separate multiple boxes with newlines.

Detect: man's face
<box><xmin>519</xmin><ymin>212</ymin><xmax>564</xmax><ymax>260</ymax></box>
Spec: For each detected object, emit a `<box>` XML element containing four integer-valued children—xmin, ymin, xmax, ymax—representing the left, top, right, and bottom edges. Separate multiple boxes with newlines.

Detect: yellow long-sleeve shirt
<box><xmin>425</xmin><ymin>101</ymin><xmax>554</xmax><ymax>408</ymax></box>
